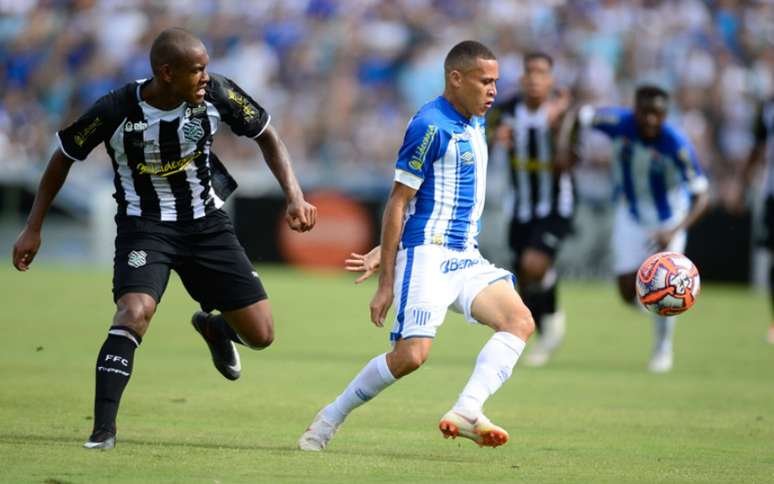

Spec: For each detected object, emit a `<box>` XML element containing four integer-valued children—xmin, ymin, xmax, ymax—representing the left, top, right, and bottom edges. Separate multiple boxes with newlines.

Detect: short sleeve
<box><xmin>57</xmin><ymin>94</ymin><xmax>113</xmax><ymax>161</ymax></box>
<box><xmin>394</xmin><ymin>117</ymin><xmax>442</xmax><ymax>190</ymax></box>
<box><xmin>206</xmin><ymin>74</ymin><xmax>270</xmax><ymax>138</ymax></box>
<box><xmin>585</xmin><ymin>106</ymin><xmax>629</xmax><ymax>138</ymax></box>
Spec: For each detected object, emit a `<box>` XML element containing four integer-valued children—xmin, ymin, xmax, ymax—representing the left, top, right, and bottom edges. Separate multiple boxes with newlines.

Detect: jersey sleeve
<box><xmin>394</xmin><ymin>117</ymin><xmax>443</xmax><ymax>190</ymax></box>
<box><xmin>672</xmin><ymin>135</ymin><xmax>709</xmax><ymax>195</ymax></box>
<box><xmin>206</xmin><ymin>74</ymin><xmax>271</xmax><ymax>138</ymax></box>
<box><xmin>581</xmin><ymin>105</ymin><xmax>629</xmax><ymax>138</ymax></box>
<box><xmin>57</xmin><ymin>94</ymin><xmax>114</xmax><ymax>161</ymax></box>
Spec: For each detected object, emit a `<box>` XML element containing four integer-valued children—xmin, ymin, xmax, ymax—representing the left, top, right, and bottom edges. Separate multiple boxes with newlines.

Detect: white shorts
<box><xmin>389</xmin><ymin>244</ymin><xmax>515</xmax><ymax>342</ymax></box>
<box><xmin>611</xmin><ymin>204</ymin><xmax>687</xmax><ymax>275</ymax></box>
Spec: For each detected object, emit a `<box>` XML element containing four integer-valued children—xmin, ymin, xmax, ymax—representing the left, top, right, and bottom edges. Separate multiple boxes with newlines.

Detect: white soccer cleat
<box><xmin>298</xmin><ymin>410</ymin><xmax>340</xmax><ymax>451</ymax></box>
<box><xmin>438</xmin><ymin>410</ymin><xmax>509</xmax><ymax>447</ymax></box>
<box><xmin>524</xmin><ymin>311</ymin><xmax>565</xmax><ymax>367</ymax></box>
<box><xmin>648</xmin><ymin>350</ymin><xmax>673</xmax><ymax>373</ymax></box>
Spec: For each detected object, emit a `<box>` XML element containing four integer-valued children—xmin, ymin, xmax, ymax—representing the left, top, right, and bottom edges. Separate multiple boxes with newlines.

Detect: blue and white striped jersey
<box><xmin>584</xmin><ymin>106</ymin><xmax>708</xmax><ymax>227</ymax></box>
<box><xmin>394</xmin><ymin>96</ymin><xmax>488</xmax><ymax>250</ymax></box>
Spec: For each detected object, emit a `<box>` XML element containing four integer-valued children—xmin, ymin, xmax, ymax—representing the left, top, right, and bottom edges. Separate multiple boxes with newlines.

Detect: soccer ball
<box><xmin>636</xmin><ymin>252</ymin><xmax>700</xmax><ymax>316</ymax></box>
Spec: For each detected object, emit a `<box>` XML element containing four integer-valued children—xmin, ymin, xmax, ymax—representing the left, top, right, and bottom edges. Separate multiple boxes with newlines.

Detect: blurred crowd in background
<box><xmin>1</xmin><ymin>0</ymin><xmax>774</xmax><ymax>207</ymax></box>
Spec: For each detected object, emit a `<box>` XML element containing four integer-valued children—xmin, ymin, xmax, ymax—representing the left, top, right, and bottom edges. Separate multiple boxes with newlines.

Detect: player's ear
<box><xmin>159</xmin><ymin>64</ymin><xmax>174</xmax><ymax>83</ymax></box>
<box><xmin>448</xmin><ymin>69</ymin><xmax>463</xmax><ymax>88</ymax></box>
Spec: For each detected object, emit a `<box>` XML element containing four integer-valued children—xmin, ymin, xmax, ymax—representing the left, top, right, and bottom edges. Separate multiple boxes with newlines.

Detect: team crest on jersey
<box><xmin>127</xmin><ymin>250</ymin><xmax>147</xmax><ymax>268</ymax></box>
<box><xmin>182</xmin><ymin>118</ymin><xmax>205</xmax><ymax>143</ymax></box>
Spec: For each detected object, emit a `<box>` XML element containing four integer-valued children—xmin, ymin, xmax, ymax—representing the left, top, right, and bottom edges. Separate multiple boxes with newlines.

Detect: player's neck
<box><xmin>524</xmin><ymin>96</ymin><xmax>545</xmax><ymax>111</ymax></box>
<box><xmin>442</xmin><ymin>92</ymin><xmax>473</xmax><ymax>120</ymax></box>
<box><xmin>141</xmin><ymin>79</ymin><xmax>185</xmax><ymax>111</ymax></box>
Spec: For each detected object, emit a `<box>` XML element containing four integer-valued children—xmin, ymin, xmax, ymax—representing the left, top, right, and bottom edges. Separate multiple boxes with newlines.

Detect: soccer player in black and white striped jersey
<box><xmin>488</xmin><ymin>52</ymin><xmax>573</xmax><ymax>367</ymax></box>
<box><xmin>741</xmin><ymin>97</ymin><xmax>774</xmax><ymax>344</ymax></box>
<box><xmin>12</xmin><ymin>28</ymin><xmax>317</xmax><ymax>449</ymax></box>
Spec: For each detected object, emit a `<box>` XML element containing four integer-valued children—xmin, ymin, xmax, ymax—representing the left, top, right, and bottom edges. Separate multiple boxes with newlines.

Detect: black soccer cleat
<box><xmin>191</xmin><ymin>311</ymin><xmax>241</xmax><ymax>381</ymax></box>
<box><xmin>84</xmin><ymin>426</ymin><xmax>116</xmax><ymax>450</ymax></box>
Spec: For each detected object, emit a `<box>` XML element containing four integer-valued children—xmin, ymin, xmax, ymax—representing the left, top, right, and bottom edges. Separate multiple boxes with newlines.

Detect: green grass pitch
<box><xmin>1</xmin><ymin>265</ymin><xmax>773</xmax><ymax>483</ymax></box>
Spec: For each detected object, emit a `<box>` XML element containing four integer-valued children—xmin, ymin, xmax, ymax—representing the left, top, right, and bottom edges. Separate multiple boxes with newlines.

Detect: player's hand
<box><xmin>12</xmin><ymin>227</ymin><xmax>42</xmax><ymax>272</ymax></box>
<box><xmin>285</xmin><ymin>199</ymin><xmax>317</xmax><ymax>232</ymax></box>
<box><xmin>651</xmin><ymin>228</ymin><xmax>677</xmax><ymax>251</ymax></box>
<box><xmin>369</xmin><ymin>284</ymin><xmax>393</xmax><ymax>327</ymax></box>
<box><xmin>345</xmin><ymin>246</ymin><xmax>381</xmax><ymax>284</ymax></box>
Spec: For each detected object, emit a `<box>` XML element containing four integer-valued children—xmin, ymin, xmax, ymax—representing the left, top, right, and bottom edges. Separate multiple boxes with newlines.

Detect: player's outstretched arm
<box><xmin>370</xmin><ymin>182</ymin><xmax>416</xmax><ymax>327</ymax></box>
<box><xmin>255</xmin><ymin>125</ymin><xmax>317</xmax><ymax>232</ymax></box>
<box><xmin>345</xmin><ymin>246</ymin><xmax>381</xmax><ymax>284</ymax></box>
<box><xmin>12</xmin><ymin>150</ymin><xmax>75</xmax><ymax>271</ymax></box>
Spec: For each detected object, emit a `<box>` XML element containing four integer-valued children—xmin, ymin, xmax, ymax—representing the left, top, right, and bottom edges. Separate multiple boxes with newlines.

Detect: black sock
<box><xmin>93</xmin><ymin>326</ymin><xmax>141</xmax><ymax>433</ymax></box>
<box><xmin>542</xmin><ymin>280</ymin><xmax>558</xmax><ymax>315</ymax></box>
<box><xmin>520</xmin><ymin>287</ymin><xmax>544</xmax><ymax>334</ymax></box>
<box><xmin>205</xmin><ymin>313</ymin><xmax>243</xmax><ymax>346</ymax></box>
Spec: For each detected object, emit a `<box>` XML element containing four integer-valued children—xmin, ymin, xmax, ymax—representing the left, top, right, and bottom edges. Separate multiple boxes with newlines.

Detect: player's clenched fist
<box><xmin>12</xmin><ymin>228</ymin><xmax>41</xmax><ymax>272</ymax></box>
<box><xmin>285</xmin><ymin>199</ymin><xmax>317</xmax><ymax>232</ymax></box>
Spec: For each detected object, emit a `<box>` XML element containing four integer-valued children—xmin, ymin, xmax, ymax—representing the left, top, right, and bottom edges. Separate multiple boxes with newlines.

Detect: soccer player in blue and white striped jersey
<box><xmin>299</xmin><ymin>41</ymin><xmax>536</xmax><ymax>451</ymax></box>
<box><xmin>577</xmin><ymin>85</ymin><xmax>709</xmax><ymax>372</ymax></box>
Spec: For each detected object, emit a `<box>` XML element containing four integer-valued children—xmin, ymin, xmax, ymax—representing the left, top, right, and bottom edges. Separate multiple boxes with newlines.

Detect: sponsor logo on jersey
<box><xmin>460</xmin><ymin>151</ymin><xmax>474</xmax><ymax>164</ymax></box>
<box><xmin>136</xmin><ymin>150</ymin><xmax>202</xmax><ymax>176</ymax></box>
<box><xmin>74</xmin><ymin>117</ymin><xmax>102</xmax><ymax>146</ymax></box>
<box><xmin>440</xmin><ymin>257</ymin><xmax>481</xmax><ymax>274</ymax></box>
<box><xmin>182</xmin><ymin>118</ymin><xmax>205</xmax><ymax>143</ymax></box>
<box><xmin>227</xmin><ymin>89</ymin><xmax>257</xmax><ymax>120</ymax></box>
<box><xmin>124</xmin><ymin>120</ymin><xmax>148</xmax><ymax>132</ymax></box>
<box><xmin>409</xmin><ymin>124</ymin><xmax>437</xmax><ymax>171</ymax></box>
<box><xmin>185</xmin><ymin>105</ymin><xmax>207</xmax><ymax>118</ymax></box>
<box><xmin>127</xmin><ymin>250</ymin><xmax>147</xmax><ymax>268</ymax></box>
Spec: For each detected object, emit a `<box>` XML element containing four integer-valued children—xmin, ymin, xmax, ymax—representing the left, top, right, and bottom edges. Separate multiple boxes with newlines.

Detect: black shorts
<box><xmin>509</xmin><ymin>215</ymin><xmax>572</xmax><ymax>260</ymax></box>
<box><xmin>112</xmin><ymin>209</ymin><xmax>267</xmax><ymax>312</ymax></box>
<box><xmin>764</xmin><ymin>196</ymin><xmax>774</xmax><ymax>250</ymax></box>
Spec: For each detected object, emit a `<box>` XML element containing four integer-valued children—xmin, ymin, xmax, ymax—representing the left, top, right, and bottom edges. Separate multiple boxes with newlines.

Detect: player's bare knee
<box><xmin>113</xmin><ymin>300</ymin><xmax>154</xmax><ymax>335</ymax></box>
<box><xmin>501</xmin><ymin>309</ymin><xmax>535</xmax><ymax>340</ymax></box>
<box><xmin>242</xmin><ymin>323</ymin><xmax>274</xmax><ymax>349</ymax></box>
<box><xmin>388</xmin><ymin>346</ymin><xmax>428</xmax><ymax>378</ymax></box>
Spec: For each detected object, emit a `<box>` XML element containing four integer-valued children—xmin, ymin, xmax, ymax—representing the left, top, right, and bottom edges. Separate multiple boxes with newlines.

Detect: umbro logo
<box><xmin>461</xmin><ymin>151</ymin><xmax>474</xmax><ymax>164</ymax></box>
<box><xmin>127</xmin><ymin>250</ymin><xmax>147</xmax><ymax>268</ymax></box>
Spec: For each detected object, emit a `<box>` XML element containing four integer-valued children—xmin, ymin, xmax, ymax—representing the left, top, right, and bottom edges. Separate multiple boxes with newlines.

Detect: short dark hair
<box><xmin>635</xmin><ymin>85</ymin><xmax>669</xmax><ymax>108</ymax></box>
<box><xmin>523</xmin><ymin>51</ymin><xmax>553</xmax><ymax>69</ymax></box>
<box><xmin>150</xmin><ymin>28</ymin><xmax>204</xmax><ymax>76</ymax></box>
<box><xmin>444</xmin><ymin>40</ymin><xmax>496</xmax><ymax>73</ymax></box>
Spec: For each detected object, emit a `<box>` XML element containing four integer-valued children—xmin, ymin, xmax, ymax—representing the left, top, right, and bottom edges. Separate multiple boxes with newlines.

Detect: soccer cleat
<box><xmin>298</xmin><ymin>410</ymin><xmax>341</xmax><ymax>451</ymax></box>
<box><xmin>438</xmin><ymin>410</ymin><xmax>509</xmax><ymax>447</ymax></box>
<box><xmin>191</xmin><ymin>311</ymin><xmax>241</xmax><ymax>381</ymax></box>
<box><xmin>83</xmin><ymin>426</ymin><xmax>116</xmax><ymax>450</ymax></box>
<box><xmin>648</xmin><ymin>349</ymin><xmax>673</xmax><ymax>373</ymax></box>
<box><xmin>524</xmin><ymin>311</ymin><xmax>565</xmax><ymax>367</ymax></box>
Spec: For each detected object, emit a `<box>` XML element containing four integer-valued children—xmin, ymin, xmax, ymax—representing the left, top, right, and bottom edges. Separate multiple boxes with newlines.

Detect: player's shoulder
<box><xmin>85</xmin><ymin>80</ymin><xmax>139</xmax><ymax>118</ymax></box>
<box><xmin>594</xmin><ymin>106</ymin><xmax>633</xmax><ymax>125</ymax></box>
<box><xmin>204</xmin><ymin>72</ymin><xmax>245</xmax><ymax>101</ymax></box>
<box><xmin>661</xmin><ymin>121</ymin><xmax>691</xmax><ymax>149</ymax></box>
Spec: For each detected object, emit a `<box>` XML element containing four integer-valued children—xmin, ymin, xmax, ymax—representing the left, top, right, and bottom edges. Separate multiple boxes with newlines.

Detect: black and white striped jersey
<box><xmin>57</xmin><ymin>73</ymin><xmax>270</xmax><ymax>221</ymax></box>
<box><xmin>489</xmin><ymin>94</ymin><xmax>574</xmax><ymax>223</ymax></box>
<box><xmin>754</xmin><ymin>98</ymin><xmax>774</xmax><ymax>197</ymax></box>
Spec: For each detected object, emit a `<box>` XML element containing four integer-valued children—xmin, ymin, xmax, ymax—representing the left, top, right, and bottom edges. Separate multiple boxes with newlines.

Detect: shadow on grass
<box><xmin>0</xmin><ymin>433</ymin><xmax>478</xmax><ymax>464</ymax></box>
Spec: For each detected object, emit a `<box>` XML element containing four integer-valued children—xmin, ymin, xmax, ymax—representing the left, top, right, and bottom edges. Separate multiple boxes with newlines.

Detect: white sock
<box><xmin>453</xmin><ymin>331</ymin><xmax>526</xmax><ymax>419</ymax></box>
<box><xmin>323</xmin><ymin>353</ymin><xmax>396</xmax><ymax>424</ymax></box>
<box><xmin>653</xmin><ymin>316</ymin><xmax>676</xmax><ymax>354</ymax></box>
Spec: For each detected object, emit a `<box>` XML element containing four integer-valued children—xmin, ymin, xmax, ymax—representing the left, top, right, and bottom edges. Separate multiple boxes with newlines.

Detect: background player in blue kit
<box><xmin>298</xmin><ymin>40</ymin><xmax>535</xmax><ymax>451</ymax></box>
<box><xmin>574</xmin><ymin>85</ymin><xmax>709</xmax><ymax>372</ymax></box>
